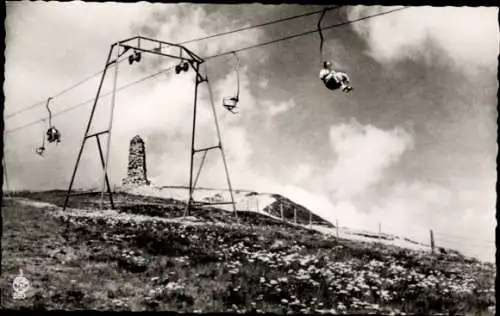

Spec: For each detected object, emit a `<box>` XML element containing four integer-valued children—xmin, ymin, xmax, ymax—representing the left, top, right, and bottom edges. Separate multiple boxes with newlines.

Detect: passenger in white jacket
<box><xmin>319</xmin><ymin>61</ymin><xmax>352</xmax><ymax>93</ymax></box>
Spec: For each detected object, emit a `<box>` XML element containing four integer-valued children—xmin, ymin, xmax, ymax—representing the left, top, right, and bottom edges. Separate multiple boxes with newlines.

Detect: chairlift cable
<box><xmin>5</xmin><ymin>7</ymin><xmax>409</xmax><ymax>135</ymax></box>
<box><xmin>5</xmin><ymin>57</ymin><xmax>129</xmax><ymax>120</ymax></box>
<box><xmin>4</xmin><ymin>64</ymin><xmax>177</xmax><ymax>135</ymax></box>
<box><xmin>5</xmin><ymin>7</ymin><xmax>340</xmax><ymax>120</ymax></box>
<box><xmin>205</xmin><ymin>6</ymin><xmax>410</xmax><ymax>60</ymax></box>
<box><xmin>179</xmin><ymin>6</ymin><xmax>341</xmax><ymax>46</ymax></box>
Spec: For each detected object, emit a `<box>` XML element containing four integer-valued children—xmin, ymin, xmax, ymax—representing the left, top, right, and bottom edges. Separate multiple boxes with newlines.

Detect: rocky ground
<box><xmin>1</xmin><ymin>191</ymin><xmax>496</xmax><ymax>314</ymax></box>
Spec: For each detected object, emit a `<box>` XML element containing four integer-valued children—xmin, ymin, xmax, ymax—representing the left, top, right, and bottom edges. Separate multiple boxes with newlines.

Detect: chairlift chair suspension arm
<box><xmin>233</xmin><ymin>52</ymin><xmax>240</xmax><ymax>100</ymax></box>
<box><xmin>35</xmin><ymin>120</ymin><xmax>47</xmax><ymax>156</ymax></box>
<box><xmin>317</xmin><ymin>8</ymin><xmax>329</xmax><ymax>64</ymax></box>
<box><xmin>45</xmin><ymin>97</ymin><xmax>53</xmax><ymax>127</ymax></box>
<box><xmin>222</xmin><ymin>52</ymin><xmax>241</xmax><ymax>114</ymax></box>
<box><xmin>42</xmin><ymin>120</ymin><xmax>46</xmax><ymax>146</ymax></box>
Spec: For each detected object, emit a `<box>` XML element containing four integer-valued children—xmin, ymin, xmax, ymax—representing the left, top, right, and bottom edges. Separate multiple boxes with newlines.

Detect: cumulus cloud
<box><xmin>348</xmin><ymin>6</ymin><xmax>499</xmax><ymax>71</ymax></box>
<box><xmin>256</xmin><ymin>98</ymin><xmax>298</xmax><ymax>131</ymax></box>
<box><xmin>110</xmin><ymin>54</ymin><xmax>260</xmax><ymax>192</ymax></box>
<box><xmin>281</xmin><ymin>177</ymin><xmax>494</xmax><ymax>262</ymax></box>
<box><xmin>258</xmin><ymin>78</ymin><xmax>269</xmax><ymax>89</ymax></box>
<box><xmin>4</xmin><ymin>3</ymin><xmax>495</xmax><ymax>263</ymax></box>
<box><xmin>327</xmin><ymin>119</ymin><xmax>414</xmax><ymax>200</ymax></box>
<box><xmin>278</xmin><ymin>185</ymin><xmax>371</xmax><ymax>230</ymax></box>
<box><xmin>370</xmin><ymin>180</ymin><xmax>495</xmax><ymax>262</ymax></box>
<box><xmin>369</xmin><ymin>181</ymin><xmax>452</xmax><ymax>231</ymax></box>
<box><xmin>291</xmin><ymin>163</ymin><xmax>313</xmax><ymax>184</ymax></box>
<box><xmin>4</xmin><ymin>3</ymin><xmax>265</xmax><ymax>191</ymax></box>
<box><xmin>131</xmin><ymin>4</ymin><xmax>265</xmax><ymax>69</ymax></box>
<box><xmin>272</xmin><ymin>119</ymin><xmax>415</xmax><ymax>230</ymax></box>
<box><xmin>114</xmin><ymin>5</ymin><xmax>267</xmax><ymax>191</ymax></box>
<box><xmin>267</xmin><ymin>98</ymin><xmax>298</xmax><ymax>117</ymax></box>
<box><xmin>280</xmin><ymin>185</ymin><xmax>337</xmax><ymax>220</ymax></box>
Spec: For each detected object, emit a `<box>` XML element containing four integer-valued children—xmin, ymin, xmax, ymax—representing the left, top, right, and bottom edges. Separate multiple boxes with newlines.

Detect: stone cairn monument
<box><xmin>122</xmin><ymin>135</ymin><xmax>151</xmax><ymax>188</ymax></box>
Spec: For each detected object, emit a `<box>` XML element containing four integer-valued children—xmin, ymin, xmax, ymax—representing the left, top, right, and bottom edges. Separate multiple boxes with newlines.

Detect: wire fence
<box><xmin>237</xmin><ymin>195</ymin><xmax>495</xmax><ymax>253</ymax></box>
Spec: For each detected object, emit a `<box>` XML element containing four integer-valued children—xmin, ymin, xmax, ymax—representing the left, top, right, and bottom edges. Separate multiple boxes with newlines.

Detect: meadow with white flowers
<box><xmin>1</xmin><ymin>191</ymin><xmax>495</xmax><ymax>315</ymax></box>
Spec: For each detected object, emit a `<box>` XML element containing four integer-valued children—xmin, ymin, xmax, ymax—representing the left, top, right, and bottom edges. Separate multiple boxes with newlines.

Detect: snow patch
<box><xmin>12</xmin><ymin>198</ymin><xmax>59</xmax><ymax>209</ymax></box>
<box><xmin>308</xmin><ymin>224</ymin><xmax>431</xmax><ymax>252</ymax></box>
<box><xmin>120</xmin><ymin>185</ymin><xmax>279</xmax><ymax>213</ymax></box>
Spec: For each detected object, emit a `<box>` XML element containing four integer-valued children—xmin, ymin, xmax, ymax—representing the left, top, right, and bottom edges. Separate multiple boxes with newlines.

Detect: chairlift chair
<box><xmin>45</xmin><ymin>97</ymin><xmax>61</xmax><ymax>144</ymax></box>
<box><xmin>46</xmin><ymin>127</ymin><xmax>61</xmax><ymax>143</ymax></box>
<box><xmin>317</xmin><ymin>8</ymin><xmax>353</xmax><ymax>94</ymax></box>
<box><xmin>174</xmin><ymin>48</ymin><xmax>190</xmax><ymax>74</ymax></box>
<box><xmin>36</xmin><ymin>123</ymin><xmax>46</xmax><ymax>156</ymax></box>
<box><xmin>222</xmin><ymin>52</ymin><xmax>241</xmax><ymax>114</ymax></box>
<box><xmin>35</xmin><ymin>147</ymin><xmax>45</xmax><ymax>156</ymax></box>
<box><xmin>175</xmin><ymin>61</ymin><xmax>189</xmax><ymax>74</ymax></box>
<box><xmin>128</xmin><ymin>50</ymin><xmax>142</xmax><ymax>65</ymax></box>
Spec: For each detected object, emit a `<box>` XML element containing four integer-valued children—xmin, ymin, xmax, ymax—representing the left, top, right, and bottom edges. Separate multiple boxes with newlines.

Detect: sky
<box><xmin>3</xmin><ymin>2</ymin><xmax>498</xmax><ymax>262</ymax></box>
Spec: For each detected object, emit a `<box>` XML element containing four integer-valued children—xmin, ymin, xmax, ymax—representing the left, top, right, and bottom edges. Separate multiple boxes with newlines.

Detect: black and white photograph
<box><xmin>2</xmin><ymin>2</ymin><xmax>498</xmax><ymax>314</ymax></box>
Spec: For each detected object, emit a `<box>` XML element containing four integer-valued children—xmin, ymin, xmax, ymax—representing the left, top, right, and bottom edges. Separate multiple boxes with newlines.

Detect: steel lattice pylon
<box><xmin>63</xmin><ymin>36</ymin><xmax>237</xmax><ymax>218</ymax></box>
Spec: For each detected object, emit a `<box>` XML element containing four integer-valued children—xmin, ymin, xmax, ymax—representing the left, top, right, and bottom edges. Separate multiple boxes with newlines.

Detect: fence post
<box><xmin>280</xmin><ymin>201</ymin><xmax>284</xmax><ymax>221</ymax></box>
<box><xmin>430</xmin><ymin>229</ymin><xmax>435</xmax><ymax>254</ymax></box>
<box><xmin>336</xmin><ymin>219</ymin><xmax>339</xmax><ymax>238</ymax></box>
<box><xmin>309</xmin><ymin>210</ymin><xmax>312</xmax><ymax>228</ymax></box>
<box><xmin>256</xmin><ymin>198</ymin><xmax>260</xmax><ymax>213</ymax></box>
<box><xmin>294</xmin><ymin>207</ymin><xmax>297</xmax><ymax>224</ymax></box>
<box><xmin>378</xmin><ymin>222</ymin><xmax>381</xmax><ymax>240</ymax></box>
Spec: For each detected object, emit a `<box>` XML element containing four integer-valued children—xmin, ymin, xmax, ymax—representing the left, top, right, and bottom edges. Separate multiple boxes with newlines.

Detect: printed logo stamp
<box><xmin>12</xmin><ymin>269</ymin><xmax>31</xmax><ymax>300</ymax></box>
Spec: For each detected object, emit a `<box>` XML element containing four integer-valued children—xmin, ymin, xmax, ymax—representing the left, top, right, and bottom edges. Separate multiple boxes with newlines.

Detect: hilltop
<box><xmin>1</xmin><ymin>190</ymin><xmax>495</xmax><ymax>314</ymax></box>
<box><xmin>121</xmin><ymin>185</ymin><xmax>457</xmax><ymax>255</ymax></box>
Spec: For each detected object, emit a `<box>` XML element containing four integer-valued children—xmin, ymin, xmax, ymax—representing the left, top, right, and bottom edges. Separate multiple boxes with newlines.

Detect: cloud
<box><xmin>369</xmin><ymin>181</ymin><xmax>452</xmax><ymax>231</ymax></box>
<box><xmin>280</xmin><ymin>185</ymin><xmax>337</xmax><ymax>220</ymax></box>
<box><xmin>348</xmin><ymin>6</ymin><xmax>499</xmax><ymax>71</ymax></box>
<box><xmin>4</xmin><ymin>3</ymin><xmax>265</xmax><ymax>192</ymax></box>
<box><xmin>257</xmin><ymin>98</ymin><xmax>298</xmax><ymax>131</ymax></box>
<box><xmin>131</xmin><ymin>4</ymin><xmax>265</xmax><ymax>69</ymax></box>
<box><xmin>4</xmin><ymin>3</ymin><xmax>494</xmax><ymax>263</ymax></box>
<box><xmin>267</xmin><ymin>98</ymin><xmax>298</xmax><ymax>117</ymax></box>
<box><xmin>291</xmin><ymin>163</ymin><xmax>313</xmax><ymax>184</ymax></box>
<box><xmin>207</xmin><ymin>64</ymin><xmax>257</xmax><ymax>115</ymax></box>
<box><xmin>278</xmin><ymin>185</ymin><xmax>369</xmax><ymax>230</ymax></box>
<box><xmin>109</xmin><ymin>52</ymin><xmax>260</xmax><ymax>192</ymax></box>
<box><xmin>259</xmin><ymin>78</ymin><xmax>269</xmax><ymax>89</ymax></box>
<box><xmin>327</xmin><ymin>119</ymin><xmax>414</xmax><ymax>200</ymax></box>
<box><xmin>369</xmin><ymin>180</ymin><xmax>495</xmax><ymax>262</ymax></box>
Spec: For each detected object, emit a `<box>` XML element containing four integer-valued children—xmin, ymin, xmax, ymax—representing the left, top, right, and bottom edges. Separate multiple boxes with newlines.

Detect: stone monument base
<box><xmin>121</xmin><ymin>178</ymin><xmax>151</xmax><ymax>189</ymax></box>
<box><xmin>122</xmin><ymin>135</ymin><xmax>150</xmax><ymax>190</ymax></box>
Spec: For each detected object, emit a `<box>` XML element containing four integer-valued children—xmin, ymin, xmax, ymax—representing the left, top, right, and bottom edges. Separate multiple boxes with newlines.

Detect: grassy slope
<box><xmin>1</xmin><ymin>191</ymin><xmax>496</xmax><ymax>314</ymax></box>
<box><xmin>263</xmin><ymin>194</ymin><xmax>334</xmax><ymax>227</ymax></box>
